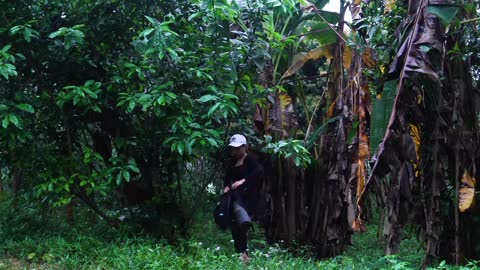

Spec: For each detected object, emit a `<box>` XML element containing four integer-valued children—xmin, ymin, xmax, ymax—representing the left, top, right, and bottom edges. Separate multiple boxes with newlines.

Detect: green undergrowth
<box><xmin>1</xmin><ymin>221</ymin><xmax>479</xmax><ymax>270</ymax></box>
<box><xmin>0</xmin><ymin>198</ymin><xmax>479</xmax><ymax>269</ymax></box>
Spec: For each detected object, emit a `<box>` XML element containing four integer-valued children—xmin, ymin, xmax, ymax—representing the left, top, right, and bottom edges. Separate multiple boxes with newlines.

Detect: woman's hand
<box><xmin>223</xmin><ymin>186</ymin><xmax>230</xmax><ymax>193</ymax></box>
<box><xmin>232</xmin><ymin>179</ymin><xmax>246</xmax><ymax>189</ymax></box>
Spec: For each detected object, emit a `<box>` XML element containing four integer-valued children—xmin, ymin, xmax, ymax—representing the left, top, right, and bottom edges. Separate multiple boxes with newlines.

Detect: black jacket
<box><xmin>224</xmin><ymin>154</ymin><xmax>263</xmax><ymax>216</ymax></box>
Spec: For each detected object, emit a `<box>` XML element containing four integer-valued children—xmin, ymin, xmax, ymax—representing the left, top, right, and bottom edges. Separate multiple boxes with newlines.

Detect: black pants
<box><xmin>230</xmin><ymin>194</ymin><xmax>251</xmax><ymax>253</ymax></box>
<box><xmin>231</xmin><ymin>221</ymin><xmax>248</xmax><ymax>253</ymax></box>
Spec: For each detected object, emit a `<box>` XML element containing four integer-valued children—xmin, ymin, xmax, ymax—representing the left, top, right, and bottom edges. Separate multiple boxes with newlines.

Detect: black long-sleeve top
<box><xmin>224</xmin><ymin>154</ymin><xmax>263</xmax><ymax>215</ymax></box>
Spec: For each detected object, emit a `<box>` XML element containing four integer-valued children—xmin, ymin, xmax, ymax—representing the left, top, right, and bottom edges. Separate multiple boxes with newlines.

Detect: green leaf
<box><xmin>145</xmin><ymin>16</ymin><xmax>158</xmax><ymax>25</ymax></box>
<box><xmin>92</xmin><ymin>105</ymin><xmax>102</xmax><ymax>112</ymax></box>
<box><xmin>198</xmin><ymin>94</ymin><xmax>217</xmax><ymax>103</ymax></box>
<box><xmin>464</xmin><ymin>3</ymin><xmax>476</xmax><ymax>13</ymax></box>
<box><xmin>157</xmin><ymin>95</ymin><xmax>166</xmax><ymax>106</ymax></box>
<box><xmin>128</xmin><ymin>165</ymin><xmax>140</xmax><ymax>173</ymax></box>
<box><xmin>116</xmin><ymin>173</ymin><xmax>123</xmax><ymax>185</ymax></box>
<box><xmin>427</xmin><ymin>6</ymin><xmax>459</xmax><ymax>26</ymax></box>
<box><xmin>0</xmin><ymin>69</ymin><xmax>7</xmax><ymax>80</ymax></box>
<box><xmin>8</xmin><ymin>114</ymin><xmax>19</xmax><ymax>127</ymax></box>
<box><xmin>177</xmin><ymin>141</ymin><xmax>185</xmax><ymax>155</ymax></box>
<box><xmin>206</xmin><ymin>138</ymin><xmax>219</xmax><ymax>148</ymax></box>
<box><xmin>49</xmin><ymin>28</ymin><xmax>67</xmax><ymax>38</ymax></box>
<box><xmin>191</xmin><ymin>131</ymin><xmax>202</xmax><ymax>138</ymax></box>
<box><xmin>1</xmin><ymin>45</ymin><xmax>11</xmax><ymax>52</ymax></box>
<box><xmin>15</xmin><ymin>103</ymin><xmax>34</xmax><ymax>113</ymax></box>
<box><xmin>140</xmin><ymin>28</ymin><xmax>154</xmax><ymax>37</ymax></box>
<box><xmin>305</xmin><ymin>22</ymin><xmax>337</xmax><ymax>45</ymax></box>
<box><xmin>2</xmin><ymin>116</ymin><xmax>9</xmax><ymax>128</ymax></box>
<box><xmin>370</xmin><ymin>80</ymin><xmax>398</xmax><ymax>154</ymax></box>
<box><xmin>72</xmin><ymin>24</ymin><xmax>85</xmax><ymax>30</ymax></box>
<box><xmin>9</xmin><ymin>25</ymin><xmax>22</xmax><ymax>34</ymax></box>
<box><xmin>222</xmin><ymin>94</ymin><xmax>238</xmax><ymax>100</ymax></box>
<box><xmin>165</xmin><ymin>92</ymin><xmax>177</xmax><ymax>99</ymax></box>
<box><xmin>208</xmin><ymin>102</ymin><xmax>222</xmax><ymax>116</ymax></box>
<box><xmin>188</xmin><ymin>12</ymin><xmax>202</xmax><ymax>21</ymax></box>
<box><xmin>0</xmin><ymin>104</ymin><xmax>8</xmax><ymax>111</ymax></box>
<box><xmin>122</xmin><ymin>170</ymin><xmax>131</xmax><ymax>182</ymax></box>
<box><xmin>128</xmin><ymin>100</ymin><xmax>136</xmax><ymax>112</ymax></box>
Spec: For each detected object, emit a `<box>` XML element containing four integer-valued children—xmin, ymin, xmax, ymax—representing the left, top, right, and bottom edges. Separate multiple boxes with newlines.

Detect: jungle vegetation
<box><xmin>0</xmin><ymin>0</ymin><xmax>479</xmax><ymax>269</ymax></box>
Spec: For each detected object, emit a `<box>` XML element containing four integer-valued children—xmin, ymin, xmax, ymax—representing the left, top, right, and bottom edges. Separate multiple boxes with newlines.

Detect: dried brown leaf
<box><xmin>385</xmin><ymin>0</ymin><xmax>396</xmax><ymax>13</ymax></box>
<box><xmin>362</xmin><ymin>47</ymin><xmax>377</xmax><ymax>68</ymax></box>
<box><xmin>357</xmin><ymin>159</ymin><xmax>366</xmax><ymax>202</ymax></box>
<box><xmin>281</xmin><ymin>45</ymin><xmax>335</xmax><ymax>80</ymax></box>
<box><xmin>327</xmin><ymin>99</ymin><xmax>337</xmax><ymax>118</ymax></box>
<box><xmin>459</xmin><ymin>171</ymin><xmax>476</xmax><ymax>212</ymax></box>
<box><xmin>281</xmin><ymin>44</ymin><xmax>354</xmax><ymax>80</ymax></box>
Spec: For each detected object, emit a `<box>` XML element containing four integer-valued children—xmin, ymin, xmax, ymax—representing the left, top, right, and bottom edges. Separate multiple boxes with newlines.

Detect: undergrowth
<box><xmin>0</xmin><ymin>196</ymin><xmax>479</xmax><ymax>269</ymax></box>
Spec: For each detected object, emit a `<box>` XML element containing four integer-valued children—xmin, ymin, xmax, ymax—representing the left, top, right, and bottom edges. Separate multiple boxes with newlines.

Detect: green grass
<box><xmin>1</xmin><ymin>217</ymin><xmax>479</xmax><ymax>270</ymax></box>
<box><xmin>0</xmin><ymin>197</ymin><xmax>478</xmax><ymax>270</ymax></box>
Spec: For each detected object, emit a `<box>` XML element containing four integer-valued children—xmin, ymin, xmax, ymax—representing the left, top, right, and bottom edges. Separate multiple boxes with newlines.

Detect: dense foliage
<box><xmin>1</xmin><ymin>0</ymin><xmax>479</xmax><ymax>268</ymax></box>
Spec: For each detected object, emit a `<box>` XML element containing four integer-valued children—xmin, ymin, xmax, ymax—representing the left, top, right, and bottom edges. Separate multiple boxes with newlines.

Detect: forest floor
<box><xmin>0</xmin><ymin>211</ymin><xmax>479</xmax><ymax>270</ymax></box>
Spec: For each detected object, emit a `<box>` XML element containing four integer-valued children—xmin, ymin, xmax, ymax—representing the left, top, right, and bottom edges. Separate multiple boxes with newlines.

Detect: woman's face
<box><xmin>229</xmin><ymin>145</ymin><xmax>245</xmax><ymax>160</ymax></box>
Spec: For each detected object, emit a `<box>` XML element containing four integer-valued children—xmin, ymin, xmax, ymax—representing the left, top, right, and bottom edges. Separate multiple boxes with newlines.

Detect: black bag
<box><xmin>213</xmin><ymin>191</ymin><xmax>232</xmax><ymax>230</ymax></box>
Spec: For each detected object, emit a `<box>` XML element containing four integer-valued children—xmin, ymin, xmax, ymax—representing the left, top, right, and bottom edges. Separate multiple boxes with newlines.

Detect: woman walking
<box><xmin>223</xmin><ymin>134</ymin><xmax>263</xmax><ymax>262</ymax></box>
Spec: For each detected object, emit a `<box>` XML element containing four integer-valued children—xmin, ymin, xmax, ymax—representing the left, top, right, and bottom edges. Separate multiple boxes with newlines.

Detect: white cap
<box><xmin>228</xmin><ymin>134</ymin><xmax>247</xmax><ymax>147</ymax></box>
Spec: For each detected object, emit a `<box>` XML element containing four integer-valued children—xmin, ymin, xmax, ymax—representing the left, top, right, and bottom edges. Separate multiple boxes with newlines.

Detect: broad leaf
<box><xmin>370</xmin><ymin>80</ymin><xmax>397</xmax><ymax>154</ymax></box>
<box><xmin>15</xmin><ymin>103</ymin><xmax>34</xmax><ymax>113</ymax></box>
<box><xmin>8</xmin><ymin>114</ymin><xmax>19</xmax><ymax>127</ymax></box>
<box><xmin>427</xmin><ymin>6</ymin><xmax>459</xmax><ymax>26</ymax></box>
<box><xmin>304</xmin><ymin>22</ymin><xmax>337</xmax><ymax>45</ymax></box>
<box><xmin>2</xmin><ymin>116</ymin><xmax>9</xmax><ymax>128</ymax></box>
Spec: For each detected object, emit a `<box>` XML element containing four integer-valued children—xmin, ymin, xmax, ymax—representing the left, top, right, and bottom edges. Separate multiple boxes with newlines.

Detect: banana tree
<box><xmin>243</xmin><ymin>0</ymin><xmax>354</xmax><ymax>252</ymax></box>
<box><xmin>255</xmin><ymin>0</ymin><xmax>369</xmax><ymax>255</ymax></box>
<box><xmin>358</xmin><ymin>0</ymin><xmax>479</xmax><ymax>265</ymax></box>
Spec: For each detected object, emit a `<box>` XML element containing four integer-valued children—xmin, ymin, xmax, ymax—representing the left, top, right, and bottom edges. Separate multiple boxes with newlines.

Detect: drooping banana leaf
<box><xmin>369</xmin><ymin>0</ymin><xmax>444</xmax><ymax>180</ymax></box>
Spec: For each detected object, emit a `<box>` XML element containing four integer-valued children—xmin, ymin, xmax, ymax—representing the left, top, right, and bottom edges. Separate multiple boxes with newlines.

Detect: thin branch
<box><xmin>283</xmin><ymin>72</ymin><xmax>331</xmax><ymax>83</ymax></box>
<box><xmin>460</xmin><ymin>17</ymin><xmax>480</xmax><ymax>25</ymax></box>
<box><xmin>290</xmin><ymin>27</ymin><xmax>332</xmax><ymax>39</ymax></box>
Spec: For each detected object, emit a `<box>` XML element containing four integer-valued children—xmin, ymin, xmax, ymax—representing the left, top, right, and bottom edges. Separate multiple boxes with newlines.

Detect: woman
<box><xmin>223</xmin><ymin>134</ymin><xmax>263</xmax><ymax>262</ymax></box>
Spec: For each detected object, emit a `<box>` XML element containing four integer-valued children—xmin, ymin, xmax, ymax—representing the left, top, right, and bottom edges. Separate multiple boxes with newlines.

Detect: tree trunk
<box><xmin>64</xmin><ymin>114</ymin><xmax>75</xmax><ymax>225</ymax></box>
<box><xmin>176</xmin><ymin>160</ymin><xmax>183</xmax><ymax>203</ymax></box>
<box><xmin>66</xmin><ymin>202</ymin><xmax>74</xmax><ymax>225</ymax></box>
<box><xmin>76</xmin><ymin>191</ymin><xmax>118</xmax><ymax>227</ymax></box>
<box><xmin>12</xmin><ymin>168</ymin><xmax>22</xmax><ymax>209</ymax></box>
<box><xmin>454</xmin><ymin>150</ymin><xmax>461</xmax><ymax>265</ymax></box>
<box><xmin>286</xmin><ymin>159</ymin><xmax>296</xmax><ymax>242</ymax></box>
